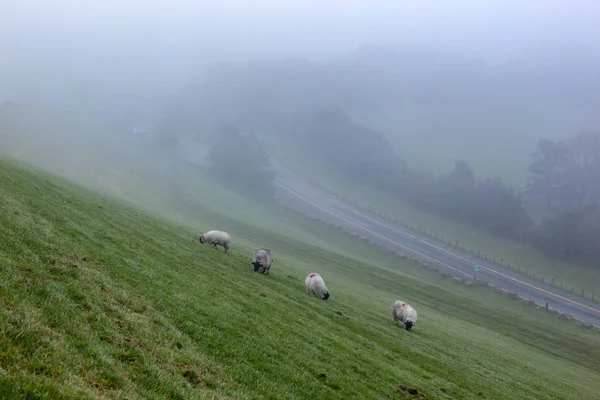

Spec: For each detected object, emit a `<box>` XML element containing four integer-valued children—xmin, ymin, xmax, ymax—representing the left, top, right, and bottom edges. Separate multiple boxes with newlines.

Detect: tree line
<box><xmin>287</xmin><ymin>109</ymin><xmax>600</xmax><ymax>266</ymax></box>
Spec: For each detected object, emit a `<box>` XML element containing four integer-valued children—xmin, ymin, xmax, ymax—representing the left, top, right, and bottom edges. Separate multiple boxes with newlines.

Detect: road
<box><xmin>271</xmin><ymin>160</ymin><xmax>600</xmax><ymax>327</ymax></box>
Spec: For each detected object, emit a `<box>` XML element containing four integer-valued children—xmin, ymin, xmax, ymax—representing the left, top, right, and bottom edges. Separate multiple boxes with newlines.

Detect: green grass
<box><xmin>2</xmin><ymin>154</ymin><xmax>600</xmax><ymax>399</ymax></box>
<box><xmin>269</xmin><ymin>141</ymin><xmax>600</xmax><ymax>300</ymax></box>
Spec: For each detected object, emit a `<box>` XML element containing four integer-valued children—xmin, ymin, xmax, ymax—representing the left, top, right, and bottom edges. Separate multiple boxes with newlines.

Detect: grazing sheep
<box><xmin>252</xmin><ymin>248</ymin><xmax>273</xmax><ymax>275</ymax></box>
<box><xmin>305</xmin><ymin>273</ymin><xmax>330</xmax><ymax>300</ymax></box>
<box><xmin>392</xmin><ymin>300</ymin><xmax>418</xmax><ymax>331</ymax></box>
<box><xmin>199</xmin><ymin>230</ymin><xmax>231</xmax><ymax>252</ymax></box>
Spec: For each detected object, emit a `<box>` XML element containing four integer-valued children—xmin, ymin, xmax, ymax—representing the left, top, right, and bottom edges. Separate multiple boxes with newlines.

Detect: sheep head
<box><xmin>322</xmin><ymin>291</ymin><xmax>330</xmax><ymax>301</ymax></box>
<box><xmin>404</xmin><ymin>320</ymin><xmax>415</xmax><ymax>331</ymax></box>
<box><xmin>252</xmin><ymin>261</ymin><xmax>262</xmax><ymax>272</ymax></box>
<box><xmin>199</xmin><ymin>235</ymin><xmax>205</xmax><ymax>244</ymax></box>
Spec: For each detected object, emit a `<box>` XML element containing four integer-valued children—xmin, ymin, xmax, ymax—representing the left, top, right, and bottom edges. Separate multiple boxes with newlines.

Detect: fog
<box><xmin>2</xmin><ymin>0</ymin><xmax>600</xmax><ymax>263</ymax></box>
<box><xmin>3</xmin><ymin>0</ymin><xmax>600</xmax><ymax>96</ymax></box>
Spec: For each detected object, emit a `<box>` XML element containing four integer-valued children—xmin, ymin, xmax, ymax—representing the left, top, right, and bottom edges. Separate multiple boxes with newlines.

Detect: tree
<box><xmin>297</xmin><ymin>109</ymin><xmax>397</xmax><ymax>185</ymax></box>
<box><xmin>433</xmin><ymin>160</ymin><xmax>476</xmax><ymax>221</ymax></box>
<box><xmin>528</xmin><ymin>132</ymin><xmax>600</xmax><ymax>215</ymax></box>
<box><xmin>527</xmin><ymin>131</ymin><xmax>600</xmax><ymax>264</ymax></box>
<box><xmin>472</xmin><ymin>177</ymin><xmax>531</xmax><ymax>238</ymax></box>
<box><xmin>207</xmin><ymin>122</ymin><xmax>275</xmax><ymax>199</ymax></box>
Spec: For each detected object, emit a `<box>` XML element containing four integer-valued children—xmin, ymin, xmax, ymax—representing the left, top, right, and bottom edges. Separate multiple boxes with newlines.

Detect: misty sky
<box><xmin>2</xmin><ymin>0</ymin><xmax>599</xmax><ymax>70</ymax></box>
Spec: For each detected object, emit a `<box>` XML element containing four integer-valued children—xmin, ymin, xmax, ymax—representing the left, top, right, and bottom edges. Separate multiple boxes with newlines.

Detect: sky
<box><xmin>2</xmin><ymin>0</ymin><xmax>599</xmax><ymax>64</ymax></box>
<box><xmin>1</xmin><ymin>0</ymin><xmax>599</xmax><ymax>102</ymax></box>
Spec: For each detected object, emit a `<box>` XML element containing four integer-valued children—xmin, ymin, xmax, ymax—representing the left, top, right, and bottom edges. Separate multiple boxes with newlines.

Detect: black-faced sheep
<box><xmin>392</xmin><ymin>300</ymin><xmax>418</xmax><ymax>331</ymax></box>
<box><xmin>252</xmin><ymin>248</ymin><xmax>273</xmax><ymax>275</ymax></box>
<box><xmin>199</xmin><ymin>230</ymin><xmax>231</xmax><ymax>252</ymax></box>
<box><xmin>305</xmin><ymin>273</ymin><xmax>330</xmax><ymax>300</ymax></box>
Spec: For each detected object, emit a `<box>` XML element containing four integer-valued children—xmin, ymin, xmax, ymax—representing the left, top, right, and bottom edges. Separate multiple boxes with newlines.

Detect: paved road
<box><xmin>271</xmin><ymin>160</ymin><xmax>600</xmax><ymax>327</ymax></box>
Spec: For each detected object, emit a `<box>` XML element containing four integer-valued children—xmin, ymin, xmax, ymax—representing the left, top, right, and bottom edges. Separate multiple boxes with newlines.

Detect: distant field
<box><xmin>2</xmin><ymin>107</ymin><xmax>600</xmax><ymax>398</ymax></box>
<box><xmin>269</xmin><ymin>141</ymin><xmax>600</xmax><ymax>299</ymax></box>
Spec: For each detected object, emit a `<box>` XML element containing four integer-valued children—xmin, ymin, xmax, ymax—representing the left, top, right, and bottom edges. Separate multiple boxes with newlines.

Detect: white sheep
<box><xmin>305</xmin><ymin>273</ymin><xmax>330</xmax><ymax>300</ymax></box>
<box><xmin>199</xmin><ymin>230</ymin><xmax>231</xmax><ymax>252</ymax></box>
<box><xmin>252</xmin><ymin>248</ymin><xmax>273</xmax><ymax>275</ymax></box>
<box><xmin>392</xmin><ymin>300</ymin><xmax>418</xmax><ymax>331</ymax></box>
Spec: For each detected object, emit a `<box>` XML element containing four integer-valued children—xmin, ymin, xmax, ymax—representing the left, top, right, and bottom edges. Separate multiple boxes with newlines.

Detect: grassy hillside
<box><xmin>2</xmin><ymin>155</ymin><xmax>600</xmax><ymax>399</ymax></box>
<box><xmin>269</xmin><ymin>141</ymin><xmax>600</xmax><ymax>299</ymax></box>
<box><xmin>3</xmin><ymin>103</ymin><xmax>598</xmax><ymax>298</ymax></box>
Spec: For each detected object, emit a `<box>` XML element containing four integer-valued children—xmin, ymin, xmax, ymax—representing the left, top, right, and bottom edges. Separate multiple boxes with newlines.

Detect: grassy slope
<box><xmin>2</xmin><ymin>158</ymin><xmax>600</xmax><ymax>399</ymax></box>
<box><xmin>4</xmin><ymin>103</ymin><xmax>598</xmax><ymax>297</ymax></box>
<box><xmin>269</xmin><ymin>141</ymin><xmax>600</xmax><ymax>298</ymax></box>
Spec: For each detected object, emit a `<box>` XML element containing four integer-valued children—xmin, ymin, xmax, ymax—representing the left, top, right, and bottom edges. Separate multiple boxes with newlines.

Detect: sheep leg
<box><xmin>223</xmin><ymin>244</ymin><xmax>229</xmax><ymax>253</ymax></box>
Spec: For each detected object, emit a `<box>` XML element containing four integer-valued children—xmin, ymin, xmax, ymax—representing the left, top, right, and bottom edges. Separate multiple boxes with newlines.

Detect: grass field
<box><xmin>2</xmin><ymin>152</ymin><xmax>600</xmax><ymax>399</ymax></box>
<box><xmin>2</xmin><ymin>105</ymin><xmax>600</xmax><ymax>398</ymax></box>
<box><xmin>269</xmin><ymin>141</ymin><xmax>600</xmax><ymax>300</ymax></box>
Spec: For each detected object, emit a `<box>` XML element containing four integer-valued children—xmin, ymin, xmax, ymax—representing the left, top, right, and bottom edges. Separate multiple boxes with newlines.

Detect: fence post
<box><xmin>525</xmin><ymin>268</ymin><xmax>528</xmax><ymax>276</ymax></box>
<box><xmin>560</xmin><ymin>283</ymin><xmax>563</xmax><ymax>290</ymax></box>
<box><xmin>477</xmin><ymin>249</ymin><xmax>480</xmax><ymax>257</ymax></box>
<box><xmin>541</xmin><ymin>276</ymin><xmax>544</xmax><ymax>283</ymax></box>
<box><xmin>552</xmin><ymin>278</ymin><xmax>555</xmax><ymax>286</ymax></box>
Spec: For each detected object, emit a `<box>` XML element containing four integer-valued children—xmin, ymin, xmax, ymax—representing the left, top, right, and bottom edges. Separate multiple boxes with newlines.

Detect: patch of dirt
<box><xmin>173</xmin><ymin>341</ymin><xmax>183</xmax><ymax>350</ymax></box>
<box><xmin>92</xmin><ymin>378</ymin><xmax>120</xmax><ymax>390</ymax></box>
<box><xmin>259</xmin><ymin>292</ymin><xmax>266</xmax><ymax>297</ymax></box>
<box><xmin>123</xmin><ymin>338</ymin><xmax>147</xmax><ymax>349</ymax></box>
<box><xmin>99</xmin><ymin>335</ymin><xmax>118</xmax><ymax>345</ymax></box>
<box><xmin>396</xmin><ymin>384</ymin><xmax>426</xmax><ymax>398</ymax></box>
<box><xmin>181</xmin><ymin>364</ymin><xmax>203</xmax><ymax>386</ymax></box>
<box><xmin>335</xmin><ymin>311</ymin><xmax>343</xmax><ymax>316</ymax></box>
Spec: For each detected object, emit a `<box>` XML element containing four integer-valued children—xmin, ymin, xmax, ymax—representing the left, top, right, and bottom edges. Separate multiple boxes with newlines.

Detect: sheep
<box><xmin>199</xmin><ymin>230</ymin><xmax>231</xmax><ymax>252</ymax></box>
<box><xmin>392</xmin><ymin>300</ymin><xmax>418</xmax><ymax>331</ymax></box>
<box><xmin>305</xmin><ymin>273</ymin><xmax>330</xmax><ymax>300</ymax></box>
<box><xmin>252</xmin><ymin>248</ymin><xmax>273</xmax><ymax>275</ymax></box>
